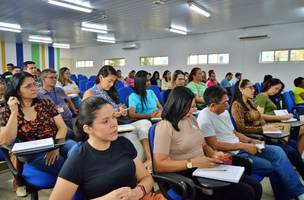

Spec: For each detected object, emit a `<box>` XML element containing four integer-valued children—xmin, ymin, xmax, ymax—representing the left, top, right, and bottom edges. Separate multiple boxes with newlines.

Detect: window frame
<box><xmin>139</xmin><ymin>56</ymin><xmax>169</xmax><ymax>66</ymax></box>
<box><xmin>104</xmin><ymin>58</ymin><xmax>126</xmax><ymax>67</ymax></box>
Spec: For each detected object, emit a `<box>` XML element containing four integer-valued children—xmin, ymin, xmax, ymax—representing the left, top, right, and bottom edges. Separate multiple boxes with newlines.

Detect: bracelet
<box><xmin>137</xmin><ymin>185</ymin><xmax>147</xmax><ymax>198</ymax></box>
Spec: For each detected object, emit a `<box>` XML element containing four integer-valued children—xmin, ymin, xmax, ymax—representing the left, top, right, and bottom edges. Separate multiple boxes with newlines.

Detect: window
<box><xmin>274</xmin><ymin>50</ymin><xmax>288</xmax><ymax>62</ymax></box>
<box><xmin>104</xmin><ymin>58</ymin><xmax>125</xmax><ymax>67</ymax></box>
<box><xmin>290</xmin><ymin>49</ymin><xmax>304</xmax><ymax>61</ymax></box>
<box><xmin>140</xmin><ymin>56</ymin><xmax>168</xmax><ymax>66</ymax></box>
<box><xmin>76</xmin><ymin>60</ymin><xmax>94</xmax><ymax>68</ymax></box>
<box><xmin>260</xmin><ymin>51</ymin><xmax>274</xmax><ymax>63</ymax></box>
<box><xmin>260</xmin><ymin>48</ymin><xmax>304</xmax><ymax>63</ymax></box>
<box><xmin>187</xmin><ymin>54</ymin><xmax>207</xmax><ymax>65</ymax></box>
<box><xmin>208</xmin><ymin>53</ymin><xmax>229</xmax><ymax>64</ymax></box>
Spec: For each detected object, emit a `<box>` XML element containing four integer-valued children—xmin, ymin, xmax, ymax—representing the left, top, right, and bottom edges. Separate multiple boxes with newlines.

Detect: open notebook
<box><xmin>263</xmin><ymin>130</ymin><xmax>289</xmax><ymax>138</ymax></box>
<box><xmin>274</xmin><ymin>109</ymin><xmax>297</xmax><ymax>122</ymax></box>
<box><xmin>192</xmin><ymin>164</ymin><xmax>244</xmax><ymax>183</ymax></box>
<box><xmin>12</xmin><ymin>138</ymin><xmax>54</xmax><ymax>154</ymax></box>
<box><xmin>118</xmin><ymin>124</ymin><xmax>135</xmax><ymax>133</ymax></box>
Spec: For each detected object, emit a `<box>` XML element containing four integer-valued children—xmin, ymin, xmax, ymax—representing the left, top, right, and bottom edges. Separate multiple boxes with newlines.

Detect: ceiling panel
<box><xmin>0</xmin><ymin>0</ymin><xmax>303</xmax><ymax>48</ymax></box>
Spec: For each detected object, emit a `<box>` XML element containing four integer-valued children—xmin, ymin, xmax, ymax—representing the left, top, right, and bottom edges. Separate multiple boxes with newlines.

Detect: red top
<box><xmin>0</xmin><ymin>99</ymin><xmax>59</xmax><ymax>142</ymax></box>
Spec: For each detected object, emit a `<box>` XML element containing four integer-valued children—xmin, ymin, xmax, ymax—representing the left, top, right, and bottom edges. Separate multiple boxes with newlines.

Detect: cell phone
<box><xmin>120</xmin><ymin>107</ymin><xmax>131</xmax><ymax>112</ymax></box>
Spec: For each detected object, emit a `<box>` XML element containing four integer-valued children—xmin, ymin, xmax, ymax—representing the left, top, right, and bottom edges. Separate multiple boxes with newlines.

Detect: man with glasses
<box><xmin>38</xmin><ymin>69</ymin><xmax>77</xmax><ymax>139</ymax></box>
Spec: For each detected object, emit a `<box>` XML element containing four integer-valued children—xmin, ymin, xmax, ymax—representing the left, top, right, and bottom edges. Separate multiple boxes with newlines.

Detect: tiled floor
<box><xmin>0</xmin><ymin>168</ymin><xmax>276</xmax><ymax>200</ymax></box>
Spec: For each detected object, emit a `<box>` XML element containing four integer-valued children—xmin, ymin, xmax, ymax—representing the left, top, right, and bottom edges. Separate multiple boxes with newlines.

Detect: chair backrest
<box><xmin>115</xmin><ymin>80</ymin><xmax>124</xmax><ymax>90</ymax></box>
<box><xmin>283</xmin><ymin>91</ymin><xmax>295</xmax><ymax>113</ymax></box>
<box><xmin>118</xmin><ymin>87</ymin><xmax>133</xmax><ymax>105</ymax></box>
<box><xmin>86</xmin><ymin>81</ymin><xmax>95</xmax><ymax>90</ymax></box>
<box><xmin>70</xmin><ymin>74</ymin><xmax>78</xmax><ymax>84</ymax></box>
<box><xmin>78</xmin><ymin>75</ymin><xmax>88</xmax><ymax>82</ymax></box>
<box><xmin>149</xmin><ymin>85</ymin><xmax>162</xmax><ymax>102</ymax></box>
<box><xmin>88</xmin><ymin>75</ymin><xmax>97</xmax><ymax>82</ymax></box>
<box><xmin>160</xmin><ymin>91</ymin><xmax>167</xmax><ymax>106</ymax></box>
<box><xmin>254</xmin><ymin>82</ymin><xmax>262</xmax><ymax>93</ymax></box>
<box><xmin>79</xmin><ymin>80</ymin><xmax>88</xmax><ymax>93</ymax></box>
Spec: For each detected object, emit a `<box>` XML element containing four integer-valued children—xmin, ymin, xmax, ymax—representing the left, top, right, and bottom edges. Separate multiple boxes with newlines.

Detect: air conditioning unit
<box><xmin>122</xmin><ymin>43</ymin><xmax>139</xmax><ymax>50</ymax></box>
<box><xmin>239</xmin><ymin>35</ymin><xmax>269</xmax><ymax>40</ymax></box>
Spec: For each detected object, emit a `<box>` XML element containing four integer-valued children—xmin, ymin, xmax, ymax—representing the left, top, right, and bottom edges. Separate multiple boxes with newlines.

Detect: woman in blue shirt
<box><xmin>129</xmin><ymin>70</ymin><xmax>163</xmax><ymax>119</ymax></box>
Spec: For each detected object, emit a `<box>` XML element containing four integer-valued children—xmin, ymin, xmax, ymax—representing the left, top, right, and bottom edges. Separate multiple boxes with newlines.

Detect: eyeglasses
<box><xmin>22</xmin><ymin>82</ymin><xmax>38</xmax><ymax>89</ymax></box>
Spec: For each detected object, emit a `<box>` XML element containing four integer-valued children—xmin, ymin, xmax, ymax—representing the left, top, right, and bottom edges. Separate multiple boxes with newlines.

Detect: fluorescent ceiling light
<box><xmin>97</xmin><ymin>35</ymin><xmax>115</xmax><ymax>43</ymax></box>
<box><xmin>28</xmin><ymin>35</ymin><xmax>52</xmax><ymax>43</ymax></box>
<box><xmin>0</xmin><ymin>22</ymin><xmax>22</xmax><ymax>33</ymax></box>
<box><xmin>48</xmin><ymin>0</ymin><xmax>92</xmax><ymax>13</ymax></box>
<box><xmin>81</xmin><ymin>27</ymin><xmax>107</xmax><ymax>34</ymax></box>
<box><xmin>189</xmin><ymin>2</ymin><xmax>211</xmax><ymax>17</ymax></box>
<box><xmin>53</xmin><ymin>43</ymin><xmax>70</xmax><ymax>48</ymax></box>
<box><xmin>81</xmin><ymin>22</ymin><xmax>107</xmax><ymax>33</ymax></box>
<box><xmin>97</xmin><ymin>39</ymin><xmax>116</xmax><ymax>43</ymax></box>
<box><xmin>169</xmin><ymin>27</ymin><xmax>187</xmax><ymax>35</ymax></box>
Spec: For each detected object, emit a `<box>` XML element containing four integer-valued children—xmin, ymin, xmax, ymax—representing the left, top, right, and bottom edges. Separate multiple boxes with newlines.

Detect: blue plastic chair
<box><xmin>115</xmin><ymin>80</ymin><xmax>124</xmax><ymax>90</ymax></box>
<box><xmin>148</xmin><ymin>85</ymin><xmax>162</xmax><ymax>102</ymax></box>
<box><xmin>149</xmin><ymin>124</ymin><xmax>196</xmax><ymax>200</ymax></box>
<box><xmin>160</xmin><ymin>91</ymin><xmax>167</xmax><ymax>106</ymax></box>
<box><xmin>283</xmin><ymin>91</ymin><xmax>304</xmax><ymax>115</ymax></box>
<box><xmin>78</xmin><ymin>75</ymin><xmax>88</xmax><ymax>82</ymax></box>
<box><xmin>118</xmin><ymin>87</ymin><xmax>133</xmax><ymax>105</ymax></box>
<box><xmin>0</xmin><ymin>147</ymin><xmax>57</xmax><ymax>200</ymax></box>
<box><xmin>254</xmin><ymin>82</ymin><xmax>262</xmax><ymax>93</ymax></box>
<box><xmin>86</xmin><ymin>81</ymin><xmax>95</xmax><ymax>90</ymax></box>
<box><xmin>88</xmin><ymin>75</ymin><xmax>97</xmax><ymax>82</ymax></box>
<box><xmin>78</xmin><ymin>80</ymin><xmax>88</xmax><ymax>95</ymax></box>
<box><xmin>70</xmin><ymin>74</ymin><xmax>78</xmax><ymax>84</ymax></box>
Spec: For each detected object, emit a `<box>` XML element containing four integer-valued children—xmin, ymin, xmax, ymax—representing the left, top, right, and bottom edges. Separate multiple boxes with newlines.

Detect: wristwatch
<box><xmin>186</xmin><ymin>159</ymin><xmax>193</xmax><ymax>169</ymax></box>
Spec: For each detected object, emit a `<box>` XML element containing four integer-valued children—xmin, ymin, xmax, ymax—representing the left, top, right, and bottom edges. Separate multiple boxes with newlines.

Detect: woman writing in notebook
<box><xmin>0</xmin><ymin>72</ymin><xmax>75</xmax><ymax>195</ymax></box>
<box><xmin>83</xmin><ymin>65</ymin><xmax>153</xmax><ymax>171</ymax></box>
<box><xmin>255</xmin><ymin>78</ymin><xmax>304</xmax><ymax>154</ymax></box>
<box><xmin>153</xmin><ymin>86</ymin><xmax>262</xmax><ymax>200</ymax></box>
<box><xmin>231</xmin><ymin>79</ymin><xmax>304</xmax><ymax>180</ymax></box>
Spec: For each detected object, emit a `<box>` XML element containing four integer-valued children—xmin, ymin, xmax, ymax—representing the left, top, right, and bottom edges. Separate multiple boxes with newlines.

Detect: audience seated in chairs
<box><xmin>128</xmin><ymin>70</ymin><xmax>163</xmax><ymax>120</ymax></box>
<box><xmin>231</xmin><ymin>79</ymin><xmax>304</xmax><ymax>181</ymax></box>
<box><xmin>125</xmin><ymin>70</ymin><xmax>136</xmax><ymax>88</ymax></box>
<box><xmin>49</xmin><ymin>96</ymin><xmax>165</xmax><ymax>200</ymax></box>
<box><xmin>161</xmin><ymin>70</ymin><xmax>171</xmax><ymax>91</ymax></box>
<box><xmin>255</xmin><ymin>78</ymin><xmax>304</xmax><ymax>154</ymax></box>
<box><xmin>83</xmin><ymin>65</ymin><xmax>153</xmax><ymax>171</ymax></box>
<box><xmin>0</xmin><ymin>72</ymin><xmax>76</xmax><ymax>197</ymax></box>
<box><xmin>186</xmin><ymin>67</ymin><xmax>207</xmax><ymax>110</ymax></box>
<box><xmin>153</xmin><ymin>86</ymin><xmax>262</xmax><ymax>200</ymax></box>
<box><xmin>220</xmin><ymin>72</ymin><xmax>233</xmax><ymax>96</ymax></box>
<box><xmin>293</xmin><ymin>77</ymin><xmax>304</xmax><ymax>106</ymax></box>
<box><xmin>206</xmin><ymin>70</ymin><xmax>219</xmax><ymax>87</ymax></box>
<box><xmin>197</xmin><ymin>85</ymin><xmax>304</xmax><ymax>200</ymax></box>
<box><xmin>39</xmin><ymin>69</ymin><xmax>78</xmax><ymax>139</ymax></box>
<box><xmin>150</xmin><ymin>71</ymin><xmax>161</xmax><ymax>88</ymax></box>
<box><xmin>57</xmin><ymin>67</ymin><xmax>81</xmax><ymax>108</ymax></box>
<box><xmin>163</xmin><ymin>70</ymin><xmax>185</xmax><ymax>105</ymax></box>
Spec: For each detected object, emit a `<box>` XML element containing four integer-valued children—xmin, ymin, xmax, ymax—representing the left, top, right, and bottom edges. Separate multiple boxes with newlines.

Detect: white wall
<box><xmin>71</xmin><ymin>22</ymin><xmax>304</xmax><ymax>90</ymax></box>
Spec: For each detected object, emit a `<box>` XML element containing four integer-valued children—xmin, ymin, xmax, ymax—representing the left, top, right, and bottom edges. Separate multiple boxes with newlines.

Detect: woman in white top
<box><xmin>57</xmin><ymin>67</ymin><xmax>81</xmax><ymax>108</ymax></box>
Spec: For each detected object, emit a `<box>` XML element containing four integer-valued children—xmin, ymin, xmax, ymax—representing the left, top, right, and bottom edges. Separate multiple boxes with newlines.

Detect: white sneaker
<box><xmin>16</xmin><ymin>186</ymin><xmax>27</xmax><ymax>197</ymax></box>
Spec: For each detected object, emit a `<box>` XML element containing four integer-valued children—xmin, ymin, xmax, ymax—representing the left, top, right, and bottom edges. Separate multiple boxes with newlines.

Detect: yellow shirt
<box><xmin>294</xmin><ymin>87</ymin><xmax>304</xmax><ymax>105</ymax></box>
<box><xmin>161</xmin><ymin>79</ymin><xmax>171</xmax><ymax>90</ymax></box>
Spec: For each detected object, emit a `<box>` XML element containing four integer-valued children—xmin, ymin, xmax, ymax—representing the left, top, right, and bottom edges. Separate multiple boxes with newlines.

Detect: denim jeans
<box><xmin>268</xmin><ymin>139</ymin><xmax>304</xmax><ymax>180</ymax></box>
<box><xmin>238</xmin><ymin>145</ymin><xmax>304</xmax><ymax>199</ymax></box>
<box><xmin>25</xmin><ymin>139</ymin><xmax>76</xmax><ymax>176</ymax></box>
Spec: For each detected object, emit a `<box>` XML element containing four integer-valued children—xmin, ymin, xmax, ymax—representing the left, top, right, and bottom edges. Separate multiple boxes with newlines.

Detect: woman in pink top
<box><xmin>125</xmin><ymin>70</ymin><xmax>136</xmax><ymax>87</ymax></box>
<box><xmin>207</xmin><ymin>70</ymin><xmax>218</xmax><ymax>87</ymax></box>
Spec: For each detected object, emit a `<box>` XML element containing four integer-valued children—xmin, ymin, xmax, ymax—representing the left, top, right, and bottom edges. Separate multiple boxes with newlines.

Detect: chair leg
<box><xmin>31</xmin><ymin>191</ymin><xmax>39</xmax><ymax>200</ymax></box>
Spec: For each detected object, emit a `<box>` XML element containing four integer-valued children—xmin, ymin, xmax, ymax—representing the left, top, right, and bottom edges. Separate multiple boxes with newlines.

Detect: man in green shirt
<box><xmin>293</xmin><ymin>77</ymin><xmax>304</xmax><ymax>105</ymax></box>
<box><xmin>186</xmin><ymin>67</ymin><xmax>207</xmax><ymax>109</ymax></box>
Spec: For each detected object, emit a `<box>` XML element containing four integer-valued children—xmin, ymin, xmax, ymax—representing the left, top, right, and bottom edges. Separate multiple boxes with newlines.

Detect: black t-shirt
<box><xmin>59</xmin><ymin>137</ymin><xmax>137</xmax><ymax>199</ymax></box>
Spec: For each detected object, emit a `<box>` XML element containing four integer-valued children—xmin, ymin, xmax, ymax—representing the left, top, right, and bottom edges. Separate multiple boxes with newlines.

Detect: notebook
<box><xmin>12</xmin><ymin>138</ymin><xmax>54</xmax><ymax>154</ymax></box>
<box><xmin>274</xmin><ymin>109</ymin><xmax>297</xmax><ymax>122</ymax></box>
<box><xmin>192</xmin><ymin>165</ymin><xmax>244</xmax><ymax>183</ymax></box>
<box><xmin>263</xmin><ymin>130</ymin><xmax>289</xmax><ymax>138</ymax></box>
<box><xmin>151</xmin><ymin>117</ymin><xmax>162</xmax><ymax>122</ymax></box>
<box><xmin>118</xmin><ymin>124</ymin><xmax>135</xmax><ymax>133</ymax></box>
